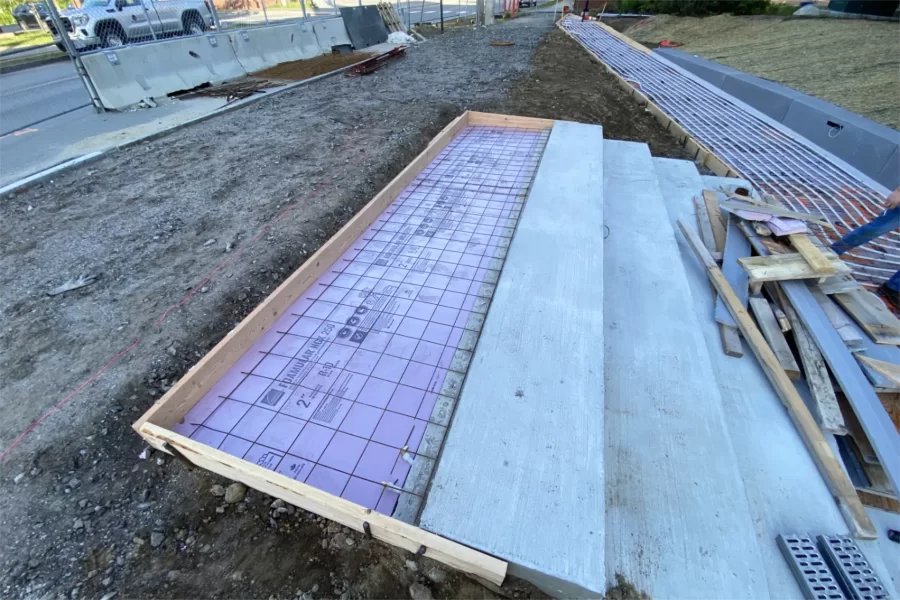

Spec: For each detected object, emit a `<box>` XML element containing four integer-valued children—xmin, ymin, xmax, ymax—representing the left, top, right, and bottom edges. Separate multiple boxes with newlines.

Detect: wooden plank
<box><xmin>693</xmin><ymin>196</ymin><xmax>721</xmax><ymax>261</ymax></box>
<box><xmin>139</xmin><ymin>423</ymin><xmax>508</xmax><ymax>585</ymax></box>
<box><xmin>772</xmin><ymin>303</ymin><xmax>791</xmax><ymax>332</ymax></box>
<box><xmin>719</xmin><ymin>199</ymin><xmax>830</xmax><ymax>227</ymax></box>
<box><xmin>702</xmin><ymin>190</ymin><xmax>726</xmax><ymax>251</ymax></box>
<box><xmin>742</xmin><ymin>222</ymin><xmax>900</xmax><ymax>490</ymax></box>
<box><xmin>818</xmin><ymin>274</ymin><xmax>863</xmax><ymax>295</ymax></box>
<box><xmin>789</xmin><ymin>234</ymin><xmax>837</xmax><ymax>275</ymax></box>
<box><xmin>858</xmin><ymin>489</ymin><xmax>900</xmax><ymax>513</ymax></box>
<box><xmin>135</xmin><ymin>112</ymin><xmax>476</xmax><ymax>432</ymax></box>
<box><xmin>749</xmin><ymin>295</ymin><xmax>801</xmax><ymax>380</ymax></box>
<box><xmin>777</xmin><ymin>287</ymin><xmax>846</xmax><ymax>434</ymax></box>
<box><xmin>466</xmin><ymin>112</ymin><xmax>555</xmax><ymax>130</ymax></box>
<box><xmin>739</xmin><ymin>252</ymin><xmax>851</xmax><ymax>287</ymax></box>
<box><xmin>677</xmin><ymin>220</ymin><xmax>877</xmax><ymax>540</ymax></box>
<box><xmin>833</xmin><ymin>289</ymin><xmax>900</xmax><ymax>346</ymax></box>
<box><xmin>714</xmin><ymin>217</ymin><xmax>749</xmax><ymax>357</ymax></box>
<box><xmin>811</xmin><ymin>288</ymin><xmax>865</xmax><ymax>348</ymax></box>
<box><xmin>719</xmin><ymin>324</ymin><xmax>743</xmax><ymax>358</ymax></box>
<box><xmin>857</xmin><ymin>355</ymin><xmax>900</xmax><ymax>388</ymax></box>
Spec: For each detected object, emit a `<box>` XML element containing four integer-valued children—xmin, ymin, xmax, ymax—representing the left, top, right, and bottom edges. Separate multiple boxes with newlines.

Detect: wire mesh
<box><xmin>561</xmin><ymin>18</ymin><xmax>899</xmax><ymax>288</ymax></box>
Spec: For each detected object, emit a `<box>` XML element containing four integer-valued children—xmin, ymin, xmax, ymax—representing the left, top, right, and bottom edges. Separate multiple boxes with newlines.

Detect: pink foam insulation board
<box><xmin>170</xmin><ymin>125</ymin><xmax>550</xmax><ymax>520</ymax></box>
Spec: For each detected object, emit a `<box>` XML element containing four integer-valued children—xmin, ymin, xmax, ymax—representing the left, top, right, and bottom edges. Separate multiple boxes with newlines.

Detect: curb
<box><xmin>0</xmin><ymin>52</ymin><xmax>68</xmax><ymax>74</ymax></box>
<box><xmin>0</xmin><ymin>51</ymin><xmax>390</xmax><ymax>198</ymax></box>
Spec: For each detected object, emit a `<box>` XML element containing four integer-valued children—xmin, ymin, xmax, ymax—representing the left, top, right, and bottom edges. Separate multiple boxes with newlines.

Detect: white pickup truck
<box><xmin>47</xmin><ymin>0</ymin><xmax>215</xmax><ymax>51</ymax></box>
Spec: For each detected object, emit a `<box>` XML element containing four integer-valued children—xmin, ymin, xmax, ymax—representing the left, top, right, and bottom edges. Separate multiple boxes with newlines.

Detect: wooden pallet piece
<box><xmin>132</xmin><ymin>112</ymin><xmax>558</xmax><ymax>585</ymax></box>
<box><xmin>739</xmin><ymin>252</ymin><xmax>851</xmax><ymax>294</ymax></box>
<box><xmin>772</xmin><ymin>303</ymin><xmax>790</xmax><ymax>332</ymax></box>
<box><xmin>702</xmin><ymin>190</ymin><xmax>726</xmax><ymax>251</ymax></box>
<box><xmin>749</xmin><ymin>295</ymin><xmax>801</xmax><ymax>380</ymax></box>
<box><xmin>774</xmin><ymin>285</ymin><xmax>845</xmax><ymax>435</ymax></box>
<box><xmin>789</xmin><ymin>234</ymin><xmax>837</xmax><ymax>276</ymax></box>
<box><xmin>833</xmin><ymin>289</ymin><xmax>900</xmax><ymax>346</ymax></box>
<box><xmin>677</xmin><ymin>220</ymin><xmax>876</xmax><ymax>540</ymax></box>
<box><xmin>719</xmin><ymin>199</ymin><xmax>830</xmax><ymax>228</ymax></box>
<box><xmin>810</xmin><ymin>288</ymin><xmax>865</xmax><ymax>348</ymax></box>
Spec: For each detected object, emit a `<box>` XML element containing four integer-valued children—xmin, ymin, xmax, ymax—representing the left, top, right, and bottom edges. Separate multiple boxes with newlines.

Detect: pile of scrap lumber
<box><xmin>683</xmin><ymin>188</ymin><xmax>900</xmax><ymax>526</ymax></box>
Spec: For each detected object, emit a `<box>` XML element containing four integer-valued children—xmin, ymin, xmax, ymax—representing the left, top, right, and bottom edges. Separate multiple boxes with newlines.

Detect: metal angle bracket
<box><xmin>207</xmin><ymin>34</ymin><xmax>218</xmax><ymax>47</ymax></box>
<box><xmin>241</xmin><ymin>30</ymin><xmax>250</xmax><ymax>41</ymax></box>
<box><xmin>777</xmin><ymin>534</ymin><xmax>846</xmax><ymax>600</ymax></box>
<box><xmin>816</xmin><ymin>535</ymin><xmax>890</xmax><ymax>600</ymax></box>
<box><xmin>104</xmin><ymin>51</ymin><xmax>119</xmax><ymax>66</ymax></box>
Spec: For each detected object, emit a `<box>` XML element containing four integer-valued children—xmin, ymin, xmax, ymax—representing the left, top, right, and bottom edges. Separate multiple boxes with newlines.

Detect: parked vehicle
<box><xmin>12</xmin><ymin>2</ymin><xmax>50</xmax><ymax>30</ymax></box>
<box><xmin>46</xmin><ymin>0</ymin><xmax>215</xmax><ymax>51</ymax></box>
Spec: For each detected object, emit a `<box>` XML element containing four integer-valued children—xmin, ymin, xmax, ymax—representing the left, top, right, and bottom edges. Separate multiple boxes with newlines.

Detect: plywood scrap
<box><xmin>778</xmin><ymin>292</ymin><xmax>845</xmax><ymax>434</ymax></box>
<box><xmin>789</xmin><ymin>234</ymin><xmax>837</xmax><ymax>276</ymax></box>
<box><xmin>749</xmin><ymin>295</ymin><xmax>801</xmax><ymax>380</ymax></box>
<box><xmin>739</xmin><ymin>252</ymin><xmax>851</xmax><ymax>293</ymax></box>
<box><xmin>833</xmin><ymin>289</ymin><xmax>900</xmax><ymax>346</ymax></box>
<box><xmin>677</xmin><ymin>220</ymin><xmax>876</xmax><ymax>540</ymax></box>
<box><xmin>693</xmin><ymin>195</ymin><xmax>721</xmax><ymax>261</ymax></box>
<box><xmin>857</xmin><ymin>355</ymin><xmax>900</xmax><ymax>388</ymax></box>
<box><xmin>719</xmin><ymin>199</ymin><xmax>830</xmax><ymax>227</ymax></box>
<box><xmin>702</xmin><ymin>190</ymin><xmax>726</xmax><ymax>251</ymax></box>
<box><xmin>811</xmin><ymin>288</ymin><xmax>865</xmax><ymax>348</ymax></box>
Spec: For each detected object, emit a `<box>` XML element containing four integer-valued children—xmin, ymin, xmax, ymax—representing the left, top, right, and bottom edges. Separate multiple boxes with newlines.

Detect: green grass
<box><xmin>0</xmin><ymin>30</ymin><xmax>53</xmax><ymax>51</ymax></box>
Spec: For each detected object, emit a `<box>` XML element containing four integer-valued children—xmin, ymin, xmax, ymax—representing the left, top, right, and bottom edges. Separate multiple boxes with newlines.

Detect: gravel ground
<box><xmin>627</xmin><ymin>14</ymin><xmax>900</xmax><ymax>130</ymax></box>
<box><xmin>1</xmin><ymin>16</ymin><xmax>687</xmax><ymax>599</ymax></box>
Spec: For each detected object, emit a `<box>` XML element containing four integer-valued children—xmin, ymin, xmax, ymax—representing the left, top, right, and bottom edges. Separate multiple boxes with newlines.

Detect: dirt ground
<box><xmin>626</xmin><ymin>14</ymin><xmax>900</xmax><ymax>130</ymax></box>
<box><xmin>253</xmin><ymin>52</ymin><xmax>376</xmax><ymax>81</ymax></box>
<box><xmin>1</xmin><ymin>16</ymin><xmax>688</xmax><ymax>600</ymax></box>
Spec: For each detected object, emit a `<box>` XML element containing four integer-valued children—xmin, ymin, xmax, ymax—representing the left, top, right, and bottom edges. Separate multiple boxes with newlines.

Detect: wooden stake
<box><xmin>677</xmin><ymin>220</ymin><xmax>877</xmax><ymax>540</ymax></box>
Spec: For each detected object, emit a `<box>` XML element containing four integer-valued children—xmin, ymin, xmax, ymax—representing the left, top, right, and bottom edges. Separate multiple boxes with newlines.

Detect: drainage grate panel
<box><xmin>817</xmin><ymin>535</ymin><xmax>891</xmax><ymax>600</ymax></box>
<box><xmin>777</xmin><ymin>534</ymin><xmax>846</xmax><ymax>600</ymax></box>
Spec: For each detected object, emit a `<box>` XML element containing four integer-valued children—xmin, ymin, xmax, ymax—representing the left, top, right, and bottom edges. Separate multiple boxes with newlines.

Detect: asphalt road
<box><xmin>0</xmin><ymin>61</ymin><xmax>90</xmax><ymax>137</ymax></box>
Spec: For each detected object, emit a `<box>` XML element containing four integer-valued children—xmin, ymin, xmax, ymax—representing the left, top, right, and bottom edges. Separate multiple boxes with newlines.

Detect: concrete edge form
<box><xmin>420</xmin><ymin>121</ymin><xmax>607</xmax><ymax>597</ymax></box>
<box><xmin>654</xmin><ymin>47</ymin><xmax>900</xmax><ymax>190</ymax></box>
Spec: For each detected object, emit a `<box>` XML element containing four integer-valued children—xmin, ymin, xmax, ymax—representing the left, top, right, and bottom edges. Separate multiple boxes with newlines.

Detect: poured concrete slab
<box><xmin>420</xmin><ymin>121</ymin><xmax>606</xmax><ymax>597</ymax></box>
<box><xmin>603</xmin><ymin>141</ymin><xmax>769</xmax><ymax>597</ymax></box>
<box><xmin>654</xmin><ymin>157</ymin><xmax>899</xmax><ymax>597</ymax></box>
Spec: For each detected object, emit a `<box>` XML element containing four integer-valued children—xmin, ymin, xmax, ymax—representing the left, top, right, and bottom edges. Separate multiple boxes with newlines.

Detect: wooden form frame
<box><xmin>133</xmin><ymin>111</ymin><xmax>555</xmax><ymax>586</ymax></box>
<box><xmin>557</xmin><ymin>17</ymin><xmax>741</xmax><ymax>180</ymax></box>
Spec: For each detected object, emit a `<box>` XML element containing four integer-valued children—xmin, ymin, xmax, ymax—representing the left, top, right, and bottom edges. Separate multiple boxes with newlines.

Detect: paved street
<box><xmin>0</xmin><ymin>61</ymin><xmax>90</xmax><ymax>136</ymax></box>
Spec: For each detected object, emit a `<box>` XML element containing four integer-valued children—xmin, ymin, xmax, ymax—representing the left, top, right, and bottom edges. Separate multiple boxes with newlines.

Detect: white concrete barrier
<box><xmin>228</xmin><ymin>21</ymin><xmax>321</xmax><ymax>74</ymax></box>
<box><xmin>313</xmin><ymin>17</ymin><xmax>353</xmax><ymax>51</ymax></box>
<box><xmin>81</xmin><ymin>33</ymin><xmax>244</xmax><ymax>110</ymax></box>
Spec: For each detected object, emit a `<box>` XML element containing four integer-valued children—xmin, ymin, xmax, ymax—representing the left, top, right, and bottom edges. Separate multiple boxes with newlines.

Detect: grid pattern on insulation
<box><xmin>173</xmin><ymin>125</ymin><xmax>549</xmax><ymax>517</ymax></box>
<box><xmin>561</xmin><ymin>18</ymin><xmax>899</xmax><ymax>287</ymax></box>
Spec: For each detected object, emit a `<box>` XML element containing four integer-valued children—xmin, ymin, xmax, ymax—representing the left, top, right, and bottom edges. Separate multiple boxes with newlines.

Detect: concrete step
<box><xmin>602</xmin><ymin>142</ymin><xmax>770</xmax><ymax>597</ymax></box>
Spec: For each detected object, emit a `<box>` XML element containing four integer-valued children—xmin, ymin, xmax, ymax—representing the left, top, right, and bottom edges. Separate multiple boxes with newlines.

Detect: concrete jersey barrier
<box><xmin>228</xmin><ymin>21</ymin><xmax>322</xmax><ymax>74</ymax></box>
<box><xmin>81</xmin><ymin>33</ymin><xmax>244</xmax><ymax>111</ymax></box>
<box><xmin>313</xmin><ymin>17</ymin><xmax>354</xmax><ymax>51</ymax></box>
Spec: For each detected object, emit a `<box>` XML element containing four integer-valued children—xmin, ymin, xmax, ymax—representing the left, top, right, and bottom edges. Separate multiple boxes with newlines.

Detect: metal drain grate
<box><xmin>817</xmin><ymin>535</ymin><xmax>891</xmax><ymax>600</ymax></box>
<box><xmin>777</xmin><ymin>534</ymin><xmax>846</xmax><ymax>600</ymax></box>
